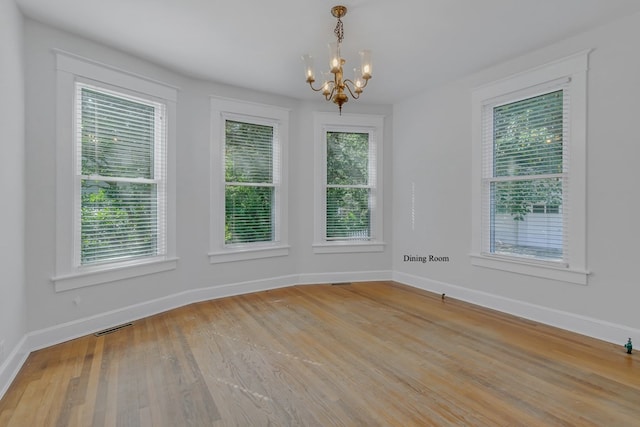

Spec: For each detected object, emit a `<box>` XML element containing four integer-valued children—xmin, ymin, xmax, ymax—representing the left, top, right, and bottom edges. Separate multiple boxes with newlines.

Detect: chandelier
<box><xmin>302</xmin><ymin>5</ymin><xmax>372</xmax><ymax>114</ymax></box>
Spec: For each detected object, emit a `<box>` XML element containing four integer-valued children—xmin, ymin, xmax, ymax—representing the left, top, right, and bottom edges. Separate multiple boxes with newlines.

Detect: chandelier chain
<box><xmin>334</xmin><ymin>17</ymin><xmax>344</xmax><ymax>44</ymax></box>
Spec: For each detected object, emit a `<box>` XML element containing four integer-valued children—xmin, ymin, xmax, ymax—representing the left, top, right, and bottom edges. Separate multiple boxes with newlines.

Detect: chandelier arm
<box><xmin>308</xmin><ymin>80</ymin><xmax>338</xmax><ymax>101</ymax></box>
<box><xmin>343</xmin><ymin>80</ymin><xmax>361</xmax><ymax>99</ymax></box>
<box><xmin>344</xmin><ymin>77</ymin><xmax>370</xmax><ymax>91</ymax></box>
<box><xmin>308</xmin><ymin>80</ymin><xmax>328</xmax><ymax>93</ymax></box>
<box><xmin>327</xmin><ymin>85</ymin><xmax>337</xmax><ymax>101</ymax></box>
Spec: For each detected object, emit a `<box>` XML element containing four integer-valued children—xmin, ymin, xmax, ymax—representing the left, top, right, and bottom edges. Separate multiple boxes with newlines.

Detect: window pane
<box><xmin>326</xmin><ymin>187</ymin><xmax>370</xmax><ymax>239</ymax></box>
<box><xmin>326</xmin><ymin>132</ymin><xmax>369</xmax><ymax>185</ymax></box>
<box><xmin>493</xmin><ymin>91</ymin><xmax>563</xmax><ymax>177</ymax></box>
<box><xmin>81</xmin><ymin>88</ymin><xmax>155</xmax><ymax>179</ymax></box>
<box><xmin>81</xmin><ymin>180</ymin><xmax>158</xmax><ymax>264</ymax></box>
<box><xmin>225</xmin><ymin>120</ymin><xmax>273</xmax><ymax>183</ymax></box>
<box><xmin>491</xmin><ymin>178</ymin><xmax>563</xmax><ymax>261</ymax></box>
<box><xmin>225</xmin><ymin>185</ymin><xmax>274</xmax><ymax>244</ymax></box>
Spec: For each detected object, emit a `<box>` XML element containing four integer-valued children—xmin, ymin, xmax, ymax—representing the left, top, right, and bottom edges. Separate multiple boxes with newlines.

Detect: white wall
<box><xmin>291</xmin><ymin>101</ymin><xmax>394</xmax><ymax>279</ymax></box>
<box><xmin>22</xmin><ymin>19</ymin><xmax>393</xmax><ymax>335</ymax></box>
<box><xmin>0</xmin><ymin>0</ymin><xmax>27</xmax><ymax>371</ymax></box>
<box><xmin>393</xmin><ymin>11</ymin><xmax>640</xmax><ymax>339</ymax></box>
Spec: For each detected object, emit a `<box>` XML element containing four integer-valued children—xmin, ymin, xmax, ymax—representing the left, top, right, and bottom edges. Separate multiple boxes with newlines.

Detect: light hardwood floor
<box><xmin>0</xmin><ymin>281</ymin><xmax>638</xmax><ymax>426</ymax></box>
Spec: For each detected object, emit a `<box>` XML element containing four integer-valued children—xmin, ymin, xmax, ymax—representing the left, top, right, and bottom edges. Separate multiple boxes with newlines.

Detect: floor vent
<box><xmin>94</xmin><ymin>322</ymin><xmax>133</xmax><ymax>337</ymax></box>
<box><xmin>331</xmin><ymin>282</ymin><xmax>352</xmax><ymax>286</ymax></box>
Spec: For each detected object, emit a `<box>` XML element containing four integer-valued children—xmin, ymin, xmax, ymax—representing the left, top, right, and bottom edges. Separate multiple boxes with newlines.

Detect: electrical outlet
<box><xmin>0</xmin><ymin>340</ymin><xmax>5</xmax><ymax>359</ymax></box>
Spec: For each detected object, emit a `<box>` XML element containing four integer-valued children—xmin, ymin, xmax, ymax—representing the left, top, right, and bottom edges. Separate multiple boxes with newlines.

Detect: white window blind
<box><xmin>76</xmin><ymin>83</ymin><xmax>166</xmax><ymax>266</ymax></box>
<box><xmin>325</xmin><ymin>131</ymin><xmax>373</xmax><ymax>240</ymax></box>
<box><xmin>481</xmin><ymin>85</ymin><xmax>569</xmax><ymax>263</ymax></box>
<box><xmin>224</xmin><ymin>119</ymin><xmax>277</xmax><ymax>244</ymax></box>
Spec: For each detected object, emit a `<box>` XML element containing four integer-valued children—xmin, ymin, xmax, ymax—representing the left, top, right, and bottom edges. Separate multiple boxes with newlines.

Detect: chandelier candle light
<box><xmin>303</xmin><ymin>5</ymin><xmax>372</xmax><ymax>114</ymax></box>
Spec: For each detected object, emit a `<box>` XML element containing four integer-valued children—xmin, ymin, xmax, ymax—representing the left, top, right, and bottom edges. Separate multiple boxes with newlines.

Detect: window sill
<box><xmin>208</xmin><ymin>244</ymin><xmax>290</xmax><ymax>264</ymax></box>
<box><xmin>313</xmin><ymin>241</ymin><xmax>386</xmax><ymax>254</ymax></box>
<box><xmin>470</xmin><ymin>253</ymin><xmax>589</xmax><ymax>285</ymax></box>
<box><xmin>52</xmin><ymin>257</ymin><xmax>179</xmax><ymax>292</ymax></box>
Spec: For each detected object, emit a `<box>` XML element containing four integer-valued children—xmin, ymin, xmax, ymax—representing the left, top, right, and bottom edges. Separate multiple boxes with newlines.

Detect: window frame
<box><xmin>471</xmin><ymin>50</ymin><xmax>590</xmax><ymax>285</ymax></box>
<box><xmin>209</xmin><ymin>97</ymin><xmax>289</xmax><ymax>263</ymax></box>
<box><xmin>313</xmin><ymin>112</ymin><xmax>385</xmax><ymax>253</ymax></box>
<box><xmin>53</xmin><ymin>51</ymin><xmax>178</xmax><ymax>292</ymax></box>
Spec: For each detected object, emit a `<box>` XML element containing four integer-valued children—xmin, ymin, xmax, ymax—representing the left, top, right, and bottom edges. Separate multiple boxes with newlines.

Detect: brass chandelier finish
<box><xmin>303</xmin><ymin>5</ymin><xmax>372</xmax><ymax>114</ymax></box>
<box><xmin>331</xmin><ymin>5</ymin><xmax>347</xmax><ymax>19</ymax></box>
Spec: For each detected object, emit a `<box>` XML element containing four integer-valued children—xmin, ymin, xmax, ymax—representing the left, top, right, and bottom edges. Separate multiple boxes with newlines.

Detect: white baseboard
<box><xmin>24</xmin><ymin>274</ymin><xmax>301</xmax><ymax>354</ymax></box>
<box><xmin>0</xmin><ymin>336</ymin><xmax>29</xmax><ymax>399</ymax></box>
<box><xmin>297</xmin><ymin>270</ymin><xmax>393</xmax><ymax>285</ymax></box>
<box><xmin>393</xmin><ymin>271</ymin><xmax>639</xmax><ymax>346</ymax></box>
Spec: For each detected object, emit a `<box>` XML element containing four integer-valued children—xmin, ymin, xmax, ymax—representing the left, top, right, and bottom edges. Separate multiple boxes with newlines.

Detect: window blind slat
<box><xmin>225</xmin><ymin>120</ymin><xmax>274</xmax><ymax>184</ymax></box>
<box><xmin>80</xmin><ymin>88</ymin><xmax>156</xmax><ymax>180</ymax></box>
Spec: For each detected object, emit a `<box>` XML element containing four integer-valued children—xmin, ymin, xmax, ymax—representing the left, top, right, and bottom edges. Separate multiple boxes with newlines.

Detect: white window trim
<box><xmin>52</xmin><ymin>51</ymin><xmax>178</xmax><ymax>292</ymax></box>
<box><xmin>209</xmin><ymin>97</ymin><xmax>290</xmax><ymax>263</ymax></box>
<box><xmin>471</xmin><ymin>50</ymin><xmax>591</xmax><ymax>285</ymax></box>
<box><xmin>313</xmin><ymin>112</ymin><xmax>385</xmax><ymax>254</ymax></box>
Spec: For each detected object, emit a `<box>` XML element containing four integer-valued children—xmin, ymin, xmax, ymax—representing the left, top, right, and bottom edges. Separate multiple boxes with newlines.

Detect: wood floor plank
<box><xmin>1</xmin><ymin>281</ymin><xmax>638</xmax><ymax>426</ymax></box>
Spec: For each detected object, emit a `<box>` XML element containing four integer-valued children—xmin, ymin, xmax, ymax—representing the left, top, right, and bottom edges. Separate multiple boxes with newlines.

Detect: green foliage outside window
<box><xmin>492</xmin><ymin>90</ymin><xmax>564</xmax><ymax>221</ymax></box>
<box><xmin>224</xmin><ymin>120</ymin><xmax>275</xmax><ymax>244</ymax></box>
<box><xmin>79</xmin><ymin>87</ymin><xmax>160</xmax><ymax>265</ymax></box>
<box><xmin>81</xmin><ymin>181</ymin><xmax>157</xmax><ymax>263</ymax></box>
<box><xmin>326</xmin><ymin>131</ymin><xmax>371</xmax><ymax>239</ymax></box>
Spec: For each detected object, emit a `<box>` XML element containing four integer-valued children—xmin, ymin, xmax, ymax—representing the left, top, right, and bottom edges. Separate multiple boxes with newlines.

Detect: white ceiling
<box><xmin>16</xmin><ymin>0</ymin><xmax>640</xmax><ymax>104</ymax></box>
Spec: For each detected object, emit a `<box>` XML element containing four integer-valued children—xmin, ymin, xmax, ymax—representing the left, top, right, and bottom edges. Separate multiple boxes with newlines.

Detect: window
<box><xmin>225</xmin><ymin>120</ymin><xmax>276</xmax><ymax>244</ymax></box>
<box><xmin>488</xmin><ymin>89</ymin><xmax>565</xmax><ymax>262</ymax></box>
<box><xmin>326</xmin><ymin>131</ymin><xmax>372</xmax><ymax>240</ymax></box>
<box><xmin>471</xmin><ymin>51</ymin><xmax>590</xmax><ymax>284</ymax></box>
<box><xmin>313</xmin><ymin>113</ymin><xmax>384</xmax><ymax>253</ymax></box>
<box><xmin>53</xmin><ymin>52</ymin><xmax>178</xmax><ymax>291</ymax></box>
<box><xmin>77</xmin><ymin>84</ymin><xmax>166</xmax><ymax>265</ymax></box>
<box><xmin>210</xmin><ymin>98</ymin><xmax>289</xmax><ymax>263</ymax></box>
